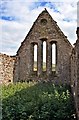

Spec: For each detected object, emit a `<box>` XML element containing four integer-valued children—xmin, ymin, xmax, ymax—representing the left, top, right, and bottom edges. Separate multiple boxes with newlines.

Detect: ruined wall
<box><xmin>71</xmin><ymin>27</ymin><xmax>79</xmax><ymax>119</ymax></box>
<box><xmin>71</xmin><ymin>48</ymin><xmax>78</xmax><ymax>118</ymax></box>
<box><xmin>0</xmin><ymin>53</ymin><xmax>16</xmax><ymax>85</ymax></box>
<box><xmin>75</xmin><ymin>31</ymin><xmax>79</xmax><ymax>119</ymax></box>
<box><xmin>14</xmin><ymin>9</ymin><xmax>72</xmax><ymax>84</ymax></box>
<box><xmin>71</xmin><ymin>48</ymin><xmax>77</xmax><ymax>92</ymax></box>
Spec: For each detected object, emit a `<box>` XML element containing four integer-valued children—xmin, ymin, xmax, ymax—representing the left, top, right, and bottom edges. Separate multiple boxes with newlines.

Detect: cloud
<box><xmin>37</xmin><ymin>0</ymin><xmax>78</xmax><ymax>3</ymax></box>
<box><xmin>0</xmin><ymin>0</ymin><xmax>77</xmax><ymax>55</ymax></box>
<box><xmin>1</xmin><ymin>19</ymin><xmax>30</xmax><ymax>55</ymax></box>
<box><xmin>41</xmin><ymin>2</ymin><xmax>77</xmax><ymax>43</ymax></box>
<box><xmin>77</xmin><ymin>1</ymin><xmax>79</xmax><ymax>26</ymax></box>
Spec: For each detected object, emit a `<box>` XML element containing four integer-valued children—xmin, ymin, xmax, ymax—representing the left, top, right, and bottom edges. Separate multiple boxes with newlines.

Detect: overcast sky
<box><xmin>0</xmin><ymin>0</ymin><xmax>78</xmax><ymax>55</ymax></box>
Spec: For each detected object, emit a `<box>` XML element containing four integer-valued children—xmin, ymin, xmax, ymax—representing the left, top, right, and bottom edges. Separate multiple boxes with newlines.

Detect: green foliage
<box><xmin>2</xmin><ymin>82</ymin><xmax>76</xmax><ymax>120</ymax></box>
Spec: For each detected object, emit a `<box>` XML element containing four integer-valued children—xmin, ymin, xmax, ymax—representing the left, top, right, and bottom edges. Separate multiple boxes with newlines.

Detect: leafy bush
<box><xmin>2</xmin><ymin>82</ymin><xmax>76</xmax><ymax>120</ymax></box>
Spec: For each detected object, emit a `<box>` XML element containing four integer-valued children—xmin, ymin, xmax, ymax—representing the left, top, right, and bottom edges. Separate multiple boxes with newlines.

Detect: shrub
<box><xmin>2</xmin><ymin>82</ymin><xmax>76</xmax><ymax>120</ymax></box>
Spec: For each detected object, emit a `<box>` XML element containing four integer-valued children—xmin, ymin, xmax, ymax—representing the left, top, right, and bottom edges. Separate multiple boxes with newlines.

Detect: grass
<box><xmin>34</xmin><ymin>61</ymin><xmax>56</xmax><ymax>71</ymax></box>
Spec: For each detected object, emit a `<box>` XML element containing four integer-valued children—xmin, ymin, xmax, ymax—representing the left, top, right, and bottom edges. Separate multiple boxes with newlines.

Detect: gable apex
<box><xmin>40</xmin><ymin>8</ymin><xmax>49</xmax><ymax>14</ymax></box>
<box><xmin>38</xmin><ymin>8</ymin><xmax>55</xmax><ymax>22</ymax></box>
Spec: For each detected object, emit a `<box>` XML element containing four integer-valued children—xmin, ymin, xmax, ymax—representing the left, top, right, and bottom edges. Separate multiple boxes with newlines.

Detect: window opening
<box><xmin>52</xmin><ymin>43</ymin><xmax>56</xmax><ymax>71</ymax></box>
<box><xmin>34</xmin><ymin>44</ymin><xmax>37</xmax><ymax>71</ymax></box>
<box><xmin>43</xmin><ymin>41</ymin><xmax>46</xmax><ymax>71</ymax></box>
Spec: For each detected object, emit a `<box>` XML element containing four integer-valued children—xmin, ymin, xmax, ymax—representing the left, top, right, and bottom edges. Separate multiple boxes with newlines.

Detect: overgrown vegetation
<box><xmin>2</xmin><ymin>82</ymin><xmax>76</xmax><ymax>120</ymax></box>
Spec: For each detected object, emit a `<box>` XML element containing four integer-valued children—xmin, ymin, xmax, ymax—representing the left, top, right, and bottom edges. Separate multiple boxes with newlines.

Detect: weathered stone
<box><xmin>71</xmin><ymin>27</ymin><xmax>79</xmax><ymax>119</ymax></box>
<box><xmin>0</xmin><ymin>9</ymin><xmax>79</xmax><ymax>119</ymax></box>
<box><xmin>0</xmin><ymin>53</ymin><xmax>15</xmax><ymax>85</ymax></box>
<box><xmin>14</xmin><ymin>9</ymin><xmax>72</xmax><ymax>84</ymax></box>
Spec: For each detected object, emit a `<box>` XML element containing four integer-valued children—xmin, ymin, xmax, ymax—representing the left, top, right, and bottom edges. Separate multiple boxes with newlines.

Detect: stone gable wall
<box><xmin>13</xmin><ymin>10</ymin><xmax>72</xmax><ymax>84</ymax></box>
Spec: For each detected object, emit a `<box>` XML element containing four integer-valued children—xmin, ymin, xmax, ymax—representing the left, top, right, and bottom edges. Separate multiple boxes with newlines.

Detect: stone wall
<box><xmin>75</xmin><ymin>28</ymin><xmax>79</xmax><ymax>119</ymax></box>
<box><xmin>71</xmin><ymin>48</ymin><xmax>78</xmax><ymax>118</ymax></box>
<box><xmin>0</xmin><ymin>53</ymin><xmax>16</xmax><ymax>85</ymax></box>
<box><xmin>14</xmin><ymin>9</ymin><xmax>72</xmax><ymax>84</ymax></box>
<box><xmin>71</xmin><ymin>27</ymin><xmax>79</xmax><ymax>119</ymax></box>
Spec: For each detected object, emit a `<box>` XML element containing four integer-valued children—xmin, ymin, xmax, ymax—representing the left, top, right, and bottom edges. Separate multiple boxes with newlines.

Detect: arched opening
<box><xmin>33</xmin><ymin>44</ymin><xmax>37</xmax><ymax>71</ymax></box>
<box><xmin>52</xmin><ymin>43</ymin><xmax>56</xmax><ymax>71</ymax></box>
<box><xmin>43</xmin><ymin>41</ymin><xmax>46</xmax><ymax>71</ymax></box>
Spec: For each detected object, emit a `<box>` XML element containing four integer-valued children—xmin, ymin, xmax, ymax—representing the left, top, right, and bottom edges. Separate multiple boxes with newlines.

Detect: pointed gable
<box><xmin>15</xmin><ymin>8</ymin><xmax>73</xmax><ymax>86</ymax></box>
<box><xmin>17</xmin><ymin>9</ymin><xmax>72</xmax><ymax>54</ymax></box>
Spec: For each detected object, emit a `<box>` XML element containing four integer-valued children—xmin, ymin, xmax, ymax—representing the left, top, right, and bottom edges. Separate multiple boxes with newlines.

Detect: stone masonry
<box><xmin>14</xmin><ymin>9</ymin><xmax>72</xmax><ymax>84</ymax></box>
<box><xmin>75</xmin><ymin>27</ymin><xmax>79</xmax><ymax>120</ymax></box>
<box><xmin>71</xmin><ymin>27</ymin><xmax>79</xmax><ymax>119</ymax></box>
<box><xmin>0</xmin><ymin>8</ymin><xmax>79</xmax><ymax>119</ymax></box>
<box><xmin>0</xmin><ymin>53</ymin><xmax>15</xmax><ymax>85</ymax></box>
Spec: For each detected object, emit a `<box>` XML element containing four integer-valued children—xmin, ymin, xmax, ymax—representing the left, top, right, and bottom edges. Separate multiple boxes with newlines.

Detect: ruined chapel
<box><xmin>0</xmin><ymin>8</ymin><xmax>79</xmax><ymax>119</ymax></box>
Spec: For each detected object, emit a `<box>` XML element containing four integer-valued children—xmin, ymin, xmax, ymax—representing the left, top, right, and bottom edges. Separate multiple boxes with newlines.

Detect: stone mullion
<box><xmin>46</xmin><ymin>42</ymin><xmax>52</xmax><ymax>76</ymax></box>
<box><xmin>30</xmin><ymin>44</ymin><xmax>34</xmax><ymax>73</ymax></box>
<box><xmin>37</xmin><ymin>41</ymin><xmax>43</xmax><ymax>76</ymax></box>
